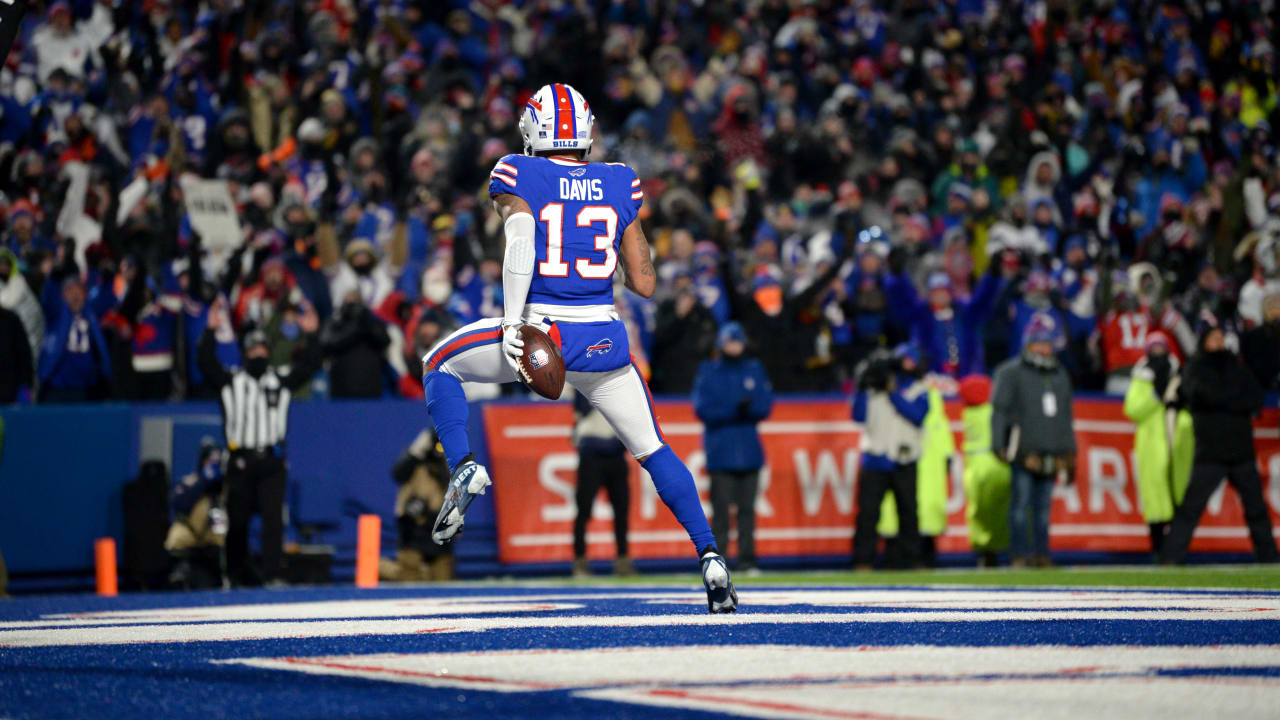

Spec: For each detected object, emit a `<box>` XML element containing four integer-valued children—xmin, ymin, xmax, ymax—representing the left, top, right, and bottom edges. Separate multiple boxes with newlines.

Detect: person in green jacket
<box><xmin>1123</xmin><ymin>333</ymin><xmax>1193</xmax><ymax>557</ymax></box>
<box><xmin>877</xmin><ymin>379</ymin><xmax>956</xmax><ymax>566</ymax></box>
<box><xmin>929</xmin><ymin>138</ymin><xmax>1002</xmax><ymax>215</ymax></box>
<box><xmin>958</xmin><ymin>374</ymin><xmax>1011</xmax><ymax>567</ymax></box>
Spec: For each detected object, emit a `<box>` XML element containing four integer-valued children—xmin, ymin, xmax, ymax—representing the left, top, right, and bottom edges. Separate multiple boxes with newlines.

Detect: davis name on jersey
<box><xmin>559</xmin><ymin>177</ymin><xmax>604</xmax><ymax>201</ymax></box>
<box><xmin>488</xmin><ymin>153</ymin><xmax>643</xmax><ymax>307</ymax></box>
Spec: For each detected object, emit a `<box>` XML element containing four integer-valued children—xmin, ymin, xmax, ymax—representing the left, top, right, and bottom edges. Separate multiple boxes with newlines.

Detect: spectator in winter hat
<box><xmin>1177</xmin><ymin>262</ymin><xmax>1228</xmax><ymax>325</ymax></box>
<box><xmin>930</xmin><ymin>138</ymin><xmax>999</xmax><ymax>215</ymax></box>
<box><xmin>1029</xmin><ymin>197</ymin><xmax>1062</xmax><ymax>255</ymax></box>
<box><xmin>721</xmin><ymin>239</ymin><xmax>851</xmax><ymax>392</ymax></box>
<box><xmin>841</xmin><ymin>234</ymin><xmax>893</xmax><ymax>368</ymax></box>
<box><xmin>3</xmin><ymin>202</ymin><xmax>50</xmax><ymax>257</ymax></box>
<box><xmin>1241</xmin><ymin>293</ymin><xmax>1280</xmax><ymax>391</ymax></box>
<box><xmin>31</xmin><ymin>2</ymin><xmax>101</xmax><ymax>83</ymax></box>
<box><xmin>986</xmin><ymin>195</ymin><xmax>1046</xmax><ymax>259</ymax></box>
<box><xmin>331</xmin><ymin>239</ymin><xmax>395</xmax><ymax>310</ymax></box>
<box><xmin>885</xmin><ymin>255</ymin><xmax>1005</xmax><ymax>378</ymax></box>
<box><xmin>1238</xmin><ymin>233</ymin><xmax>1280</xmax><ymax>328</ymax></box>
<box><xmin>651</xmin><ymin>268</ymin><xmax>717</xmax><ymax>395</ymax></box>
<box><xmin>39</xmin><ymin>275</ymin><xmax>112</xmax><ymax>403</ymax></box>
<box><xmin>1135</xmin><ymin>135</ymin><xmax>1208</xmax><ymax>238</ymax></box>
<box><xmin>280</xmin><ymin>207</ymin><xmax>333</xmax><ymax>323</ymax></box>
<box><xmin>0</xmin><ymin>247</ymin><xmax>44</xmax><ymax>369</ymax></box>
<box><xmin>1137</xmin><ymin>194</ymin><xmax>1204</xmax><ymax>294</ymax></box>
<box><xmin>321</xmin><ymin>284</ymin><xmax>391</xmax><ymax>399</ymax></box>
<box><xmin>932</xmin><ymin>184</ymin><xmax>973</xmax><ymax>243</ymax></box>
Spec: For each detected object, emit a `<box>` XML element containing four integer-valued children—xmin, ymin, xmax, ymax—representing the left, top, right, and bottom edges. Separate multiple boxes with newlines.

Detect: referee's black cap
<box><xmin>242</xmin><ymin>329</ymin><xmax>269</xmax><ymax>351</ymax></box>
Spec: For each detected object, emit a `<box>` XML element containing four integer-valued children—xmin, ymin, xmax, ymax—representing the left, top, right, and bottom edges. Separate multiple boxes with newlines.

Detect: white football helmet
<box><xmin>519</xmin><ymin>83</ymin><xmax>594</xmax><ymax>155</ymax></box>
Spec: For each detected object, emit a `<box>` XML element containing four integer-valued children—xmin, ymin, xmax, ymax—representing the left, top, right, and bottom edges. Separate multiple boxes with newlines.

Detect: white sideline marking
<box><xmin>222</xmin><ymin>645</ymin><xmax>1280</xmax><ymax>719</ymax></box>
<box><xmin>5</xmin><ymin>589</ymin><xmax>1279</xmax><ymax>647</ymax></box>
<box><xmin>10</xmin><ymin>590</ymin><xmax>1278</xmax><ymax>629</ymax></box>
<box><xmin>6</xmin><ymin>609</ymin><xmax>1280</xmax><ymax>647</ymax></box>
<box><xmin>0</xmin><ymin>600</ymin><xmax>583</xmax><ymax>630</ymax></box>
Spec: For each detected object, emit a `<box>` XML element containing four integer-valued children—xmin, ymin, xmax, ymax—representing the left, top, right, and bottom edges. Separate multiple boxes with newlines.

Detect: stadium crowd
<box><xmin>0</xmin><ymin>0</ymin><xmax>1277</xmax><ymax>405</ymax></box>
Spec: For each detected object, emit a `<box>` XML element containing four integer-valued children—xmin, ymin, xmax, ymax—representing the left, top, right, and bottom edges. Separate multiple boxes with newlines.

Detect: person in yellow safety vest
<box><xmin>956</xmin><ymin>374</ymin><xmax>1011</xmax><ymax>567</ymax></box>
<box><xmin>1122</xmin><ymin>332</ymin><xmax>1194</xmax><ymax>557</ymax></box>
<box><xmin>877</xmin><ymin>378</ymin><xmax>956</xmax><ymax>566</ymax></box>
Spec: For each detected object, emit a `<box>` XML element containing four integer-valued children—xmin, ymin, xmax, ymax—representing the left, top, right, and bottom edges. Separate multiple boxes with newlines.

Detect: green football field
<box><xmin>544</xmin><ymin>564</ymin><xmax>1280</xmax><ymax>590</ymax></box>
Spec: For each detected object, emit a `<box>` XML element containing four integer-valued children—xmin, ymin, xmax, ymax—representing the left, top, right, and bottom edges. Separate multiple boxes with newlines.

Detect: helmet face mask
<box><xmin>519</xmin><ymin>83</ymin><xmax>594</xmax><ymax>156</ymax></box>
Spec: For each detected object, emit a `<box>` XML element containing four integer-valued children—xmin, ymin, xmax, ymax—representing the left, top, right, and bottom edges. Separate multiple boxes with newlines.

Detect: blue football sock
<box><xmin>423</xmin><ymin>371</ymin><xmax>471</xmax><ymax>471</ymax></box>
<box><xmin>642</xmin><ymin>445</ymin><xmax>716</xmax><ymax>556</ymax></box>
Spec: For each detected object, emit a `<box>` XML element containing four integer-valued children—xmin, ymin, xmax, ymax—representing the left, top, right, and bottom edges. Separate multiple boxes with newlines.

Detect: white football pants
<box><xmin>425</xmin><ymin>317</ymin><xmax>666</xmax><ymax>460</ymax></box>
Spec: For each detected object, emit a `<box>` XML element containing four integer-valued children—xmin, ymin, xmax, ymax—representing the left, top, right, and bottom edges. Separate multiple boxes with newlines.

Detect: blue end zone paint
<box><xmin>1</xmin><ymin>585</ymin><xmax>1279</xmax><ymax>719</ymax></box>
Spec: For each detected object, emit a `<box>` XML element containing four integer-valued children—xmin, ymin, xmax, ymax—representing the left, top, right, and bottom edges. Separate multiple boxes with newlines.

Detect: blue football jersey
<box><xmin>488</xmin><ymin>154</ymin><xmax>644</xmax><ymax>306</ymax></box>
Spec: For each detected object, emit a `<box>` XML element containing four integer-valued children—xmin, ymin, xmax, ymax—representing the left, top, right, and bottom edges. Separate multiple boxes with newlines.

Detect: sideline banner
<box><xmin>484</xmin><ymin>399</ymin><xmax>1280</xmax><ymax>564</ymax></box>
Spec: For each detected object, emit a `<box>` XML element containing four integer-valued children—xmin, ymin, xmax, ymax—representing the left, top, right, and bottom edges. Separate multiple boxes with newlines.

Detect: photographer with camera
<box><xmin>852</xmin><ymin>343</ymin><xmax>930</xmax><ymax>570</ymax></box>
<box><xmin>991</xmin><ymin>312</ymin><xmax>1076</xmax><ymax>568</ymax></box>
<box><xmin>384</xmin><ymin>428</ymin><xmax>454</xmax><ymax>581</ymax></box>
<box><xmin>164</xmin><ymin>440</ymin><xmax>228</xmax><ymax>589</ymax></box>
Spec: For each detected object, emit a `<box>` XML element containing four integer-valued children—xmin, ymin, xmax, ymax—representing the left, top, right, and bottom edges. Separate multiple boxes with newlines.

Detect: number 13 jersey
<box><xmin>488</xmin><ymin>154</ymin><xmax>644</xmax><ymax>307</ymax></box>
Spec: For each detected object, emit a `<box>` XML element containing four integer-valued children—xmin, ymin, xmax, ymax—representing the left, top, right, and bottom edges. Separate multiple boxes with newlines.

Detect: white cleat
<box><xmin>432</xmin><ymin>458</ymin><xmax>491</xmax><ymax>545</ymax></box>
<box><xmin>700</xmin><ymin>551</ymin><xmax>739</xmax><ymax>614</ymax></box>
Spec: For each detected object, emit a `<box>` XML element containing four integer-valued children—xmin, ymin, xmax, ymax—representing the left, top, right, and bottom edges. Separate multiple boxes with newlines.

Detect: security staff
<box><xmin>991</xmin><ymin>313</ymin><xmax>1075</xmax><ymax>568</ymax></box>
<box><xmin>198</xmin><ymin>313</ymin><xmax>319</xmax><ymax>586</ymax></box>
<box><xmin>1123</xmin><ymin>333</ymin><xmax>1193</xmax><ymax>557</ymax></box>
<box><xmin>693</xmin><ymin>322</ymin><xmax>774</xmax><ymax>574</ymax></box>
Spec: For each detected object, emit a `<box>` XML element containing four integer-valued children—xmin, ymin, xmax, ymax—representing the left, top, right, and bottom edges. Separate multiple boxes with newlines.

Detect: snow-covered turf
<box><xmin>1</xmin><ymin>584</ymin><xmax>1278</xmax><ymax>718</ymax></box>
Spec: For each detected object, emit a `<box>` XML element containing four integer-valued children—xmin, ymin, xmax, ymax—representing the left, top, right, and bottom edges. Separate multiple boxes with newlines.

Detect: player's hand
<box><xmin>501</xmin><ymin>322</ymin><xmax>525</xmax><ymax>375</ymax></box>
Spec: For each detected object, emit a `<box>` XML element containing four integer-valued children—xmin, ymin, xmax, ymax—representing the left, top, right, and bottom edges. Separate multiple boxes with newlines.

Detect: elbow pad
<box><xmin>503</xmin><ymin>212</ymin><xmax>536</xmax><ymax>323</ymax></box>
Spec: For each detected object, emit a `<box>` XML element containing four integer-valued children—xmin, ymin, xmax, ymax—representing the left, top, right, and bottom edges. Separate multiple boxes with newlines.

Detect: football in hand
<box><xmin>516</xmin><ymin>325</ymin><xmax>565</xmax><ymax>399</ymax></box>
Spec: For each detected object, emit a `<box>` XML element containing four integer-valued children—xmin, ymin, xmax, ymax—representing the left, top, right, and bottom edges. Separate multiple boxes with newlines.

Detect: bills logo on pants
<box><xmin>424</xmin><ymin>317</ymin><xmax>664</xmax><ymax>458</ymax></box>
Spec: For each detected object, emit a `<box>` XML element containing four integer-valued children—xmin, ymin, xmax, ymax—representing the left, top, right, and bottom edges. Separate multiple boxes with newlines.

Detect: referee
<box><xmin>198</xmin><ymin>310</ymin><xmax>320</xmax><ymax>586</ymax></box>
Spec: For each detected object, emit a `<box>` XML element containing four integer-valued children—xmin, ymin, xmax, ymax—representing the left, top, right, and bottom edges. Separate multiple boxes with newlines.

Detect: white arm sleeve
<box><xmin>502</xmin><ymin>211</ymin><xmax>536</xmax><ymax>324</ymax></box>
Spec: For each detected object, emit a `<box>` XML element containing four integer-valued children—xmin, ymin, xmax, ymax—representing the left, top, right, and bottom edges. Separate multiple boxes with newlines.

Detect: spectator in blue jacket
<box><xmin>693</xmin><ymin>322</ymin><xmax>774</xmax><ymax>573</ymax></box>
<box><xmin>885</xmin><ymin>260</ymin><xmax>1004</xmax><ymax>378</ymax></box>
<box><xmin>39</xmin><ymin>275</ymin><xmax>112</xmax><ymax>403</ymax></box>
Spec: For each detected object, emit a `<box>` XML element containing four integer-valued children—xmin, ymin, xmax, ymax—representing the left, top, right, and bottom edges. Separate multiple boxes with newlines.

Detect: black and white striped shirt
<box><xmin>198</xmin><ymin>329</ymin><xmax>320</xmax><ymax>454</ymax></box>
<box><xmin>220</xmin><ymin>370</ymin><xmax>291</xmax><ymax>450</ymax></box>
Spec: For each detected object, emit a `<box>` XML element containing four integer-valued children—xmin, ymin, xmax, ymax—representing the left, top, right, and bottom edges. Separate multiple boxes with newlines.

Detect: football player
<box><xmin>419</xmin><ymin>84</ymin><xmax>737</xmax><ymax>612</ymax></box>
